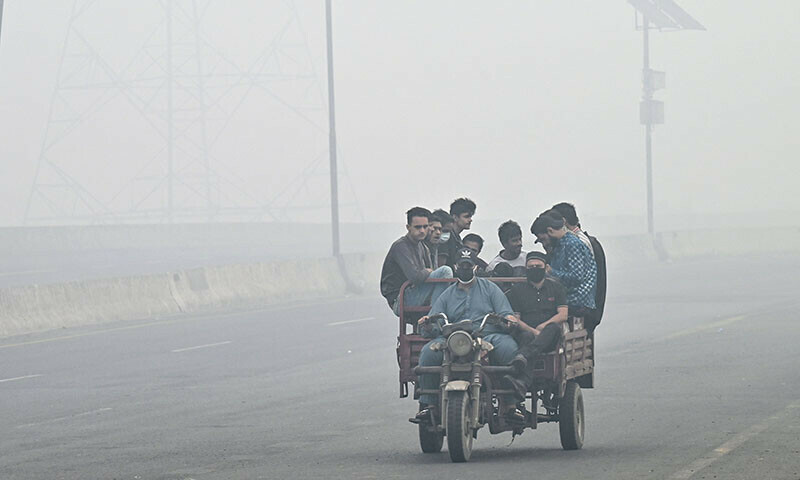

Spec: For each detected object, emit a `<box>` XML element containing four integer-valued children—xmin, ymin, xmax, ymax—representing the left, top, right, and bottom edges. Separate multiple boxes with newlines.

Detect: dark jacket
<box><xmin>442</xmin><ymin>232</ymin><xmax>463</xmax><ymax>269</ymax></box>
<box><xmin>584</xmin><ymin>231</ymin><xmax>607</xmax><ymax>330</ymax></box>
<box><xmin>380</xmin><ymin>236</ymin><xmax>432</xmax><ymax>307</ymax></box>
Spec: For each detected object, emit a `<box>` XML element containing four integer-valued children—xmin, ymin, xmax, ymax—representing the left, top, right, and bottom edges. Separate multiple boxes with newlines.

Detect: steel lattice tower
<box><xmin>25</xmin><ymin>0</ymin><xmax>359</xmax><ymax>224</ymax></box>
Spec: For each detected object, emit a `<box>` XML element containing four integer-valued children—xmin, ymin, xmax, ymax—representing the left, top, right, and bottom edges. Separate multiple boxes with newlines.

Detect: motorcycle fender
<box><xmin>444</xmin><ymin>380</ymin><xmax>471</xmax><ymax>392</ymax></box>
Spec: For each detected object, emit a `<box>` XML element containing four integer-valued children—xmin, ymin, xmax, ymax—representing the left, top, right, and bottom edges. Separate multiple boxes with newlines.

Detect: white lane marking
<box><xmin>665</xmin><ymin>315</ymin><xmax>746</xmax><ymax>340</ymax></box>
<box><xmin>607</xmin><ymin>314</ymin><xmax>749</xmax><ymax>358</ymax></box>
<box><xmin>667</xmin><ymin>400</ymin><xmax>800</xmax><ymax>479</ymax></box>
<box><xmin>0</xmin><ymin>374</ymin><xmax>43</xmax><ymax>383</ymax></box>
<box><xmin>171</xmin><ymin>341</ymin><xmax>232</xmax><ymax>353</ymax></box>
<box><xmin>16</xmin><ymin>407</ymin><xmax>113</xmax><ymax>429</ymax></box>
<box><xmin>0</xmin><ymin>296</ymin><xmax>362</xmax><ymax>350</ymax></box>
<box><xmin>327</xmin><ymin>317</ymin><xmax>375</xmax><ymax>326</ymax></box>
<box><xmin>0</xmin><ymin>269</ymin><xmax>53</xmax><ymax>277</ymax></box>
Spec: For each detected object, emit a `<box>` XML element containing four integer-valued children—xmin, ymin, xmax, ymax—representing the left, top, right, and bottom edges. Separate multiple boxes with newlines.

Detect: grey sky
<box><xmin>0</xmin><ymin>1</ymin><xmax>797</xmax><ymax>227</ymax></box>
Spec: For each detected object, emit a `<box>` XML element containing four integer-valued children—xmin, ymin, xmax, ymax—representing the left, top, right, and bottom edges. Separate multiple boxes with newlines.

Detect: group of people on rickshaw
<box><xmin>380</xmin><ymin>198</ymin><xmax>607</xmax><ymax>424</ymax></box>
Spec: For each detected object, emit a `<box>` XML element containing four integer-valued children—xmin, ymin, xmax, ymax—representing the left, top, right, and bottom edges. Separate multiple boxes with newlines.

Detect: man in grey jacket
<box><xmin>380</xmin><ymin>207</ymin><xmax>453</xmax><ymax>315</ymax></box>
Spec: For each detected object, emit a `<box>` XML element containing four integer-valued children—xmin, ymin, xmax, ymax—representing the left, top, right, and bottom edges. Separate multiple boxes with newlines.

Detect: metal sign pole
<box><xmin>0</xmin><ymin>0</ymin><xmax>5</xmax><ymax>47</ymax></box>
<box><xmin>643</xmin><ymin>17</ymin><xmax>655</xmax><ymax>235</ymax></box>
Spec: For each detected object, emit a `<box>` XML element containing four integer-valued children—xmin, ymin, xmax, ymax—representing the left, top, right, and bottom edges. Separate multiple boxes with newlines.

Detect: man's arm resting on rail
<box><xmin>394</xmin><ymin>244</ymin><xmax>432</xmax><ymax>285</ymax></box>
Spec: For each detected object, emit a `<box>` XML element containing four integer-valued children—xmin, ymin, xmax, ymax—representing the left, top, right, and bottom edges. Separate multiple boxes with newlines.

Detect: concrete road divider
<box><xmin>170</xmin><ymin>256</ymin><xmax>347</xmax><ymax>312</ymax></box>
<box><xmin>1</xmin><ymin>229</ymin><xmax>798</xmax><ymax>338</ymax></box>
<box><xmin>0</xmin><ymin>253</ymin><xmax>381</xmax><ymax>338</ymax></box>
<box><xmin>0</xmin><ymin>273</ymin><xmax>180</xmax><ymax>338</ymax></box>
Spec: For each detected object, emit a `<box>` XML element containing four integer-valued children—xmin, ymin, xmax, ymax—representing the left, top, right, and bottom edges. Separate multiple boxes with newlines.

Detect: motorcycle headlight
<box><xmin>447</xmin><ymin>330</ymin><xmax>473</xmax><ymax>357</ymax></box>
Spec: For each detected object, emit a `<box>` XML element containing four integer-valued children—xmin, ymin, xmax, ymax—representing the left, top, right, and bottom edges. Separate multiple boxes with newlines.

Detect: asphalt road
<box><xmin>1</xmin><ymin>255</ymin><xmax>799</xmax><ymax>479</ymax></box>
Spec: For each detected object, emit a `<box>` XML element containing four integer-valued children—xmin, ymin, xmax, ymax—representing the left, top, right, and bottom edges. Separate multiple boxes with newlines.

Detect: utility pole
<box><xmin>642</xmin><ymin>17</ymin><xmax>654</xmax><ymax>234</ymax></box>
<box><xmin>0</xmin><ymin>0</ymin><xmax>5</xmax><ymax>48</ymax></box>
<box><xmin>325</xmin><ymin>0</ymin><xmax>341</xmax><ymax>257</ymax></box>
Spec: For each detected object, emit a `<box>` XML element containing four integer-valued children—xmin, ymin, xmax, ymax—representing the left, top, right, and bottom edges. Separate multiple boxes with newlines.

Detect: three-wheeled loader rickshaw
<box><xmin>396</xmin><ymin>277</ymin><xmax>595</xmax><ymax>462</ymax></box>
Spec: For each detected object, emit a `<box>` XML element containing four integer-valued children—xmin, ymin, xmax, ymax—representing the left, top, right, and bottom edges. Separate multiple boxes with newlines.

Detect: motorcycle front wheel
<box><xmin>419</xmin><ymin>423</ymin><xmax>443</xmax><ymax>453</ymax></box>
<box><xmin>446</xmin><ymin>391</ymin><xmax>473</xmax><ymax>462</ymax></box>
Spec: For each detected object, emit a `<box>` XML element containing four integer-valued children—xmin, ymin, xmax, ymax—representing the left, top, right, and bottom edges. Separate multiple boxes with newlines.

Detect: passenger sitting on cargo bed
<box><xmin>425</xmin><ymin>209</ymin><xmax>454</xmax><ymax>269</ymax></box>
<box><xmin>502</xmin><ymin>251</ymin><xmax>568</xmax><ymax>401</ymax></box>
<box><xmin>380</xmin><ymin>207</ymin><xmax>453</xmax><ymax>315</ymax></box>
<box><xmin>531</xmin><ymin>212</ymin><xmax>597</xmax><ymax>315</ymax></box>
<box><xmin>486</xmin><ymin>220</ymin><xmax>527</xmax><ymax>274</ymax></box>
<box><xmin>461</xmin><ymin>233</ymin><xmax>489</xmax><ymax>275</ymax></box>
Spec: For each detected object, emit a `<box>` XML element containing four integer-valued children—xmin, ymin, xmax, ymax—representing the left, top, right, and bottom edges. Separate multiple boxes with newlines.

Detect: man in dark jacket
<box><xmin>380</xmin><ymin>207</ymin><xmax>453</xmax><ymax>315</ymax></box>
<box><xmin>442</xmin><ymin>198</ymin><xmax>476</xmax><ymax>268</ymax></box>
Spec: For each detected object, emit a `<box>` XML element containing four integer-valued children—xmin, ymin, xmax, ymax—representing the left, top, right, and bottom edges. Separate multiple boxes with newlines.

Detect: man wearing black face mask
<box><xmin>502</xmin><ymin>251</ymin><xmax>568</xmax><ymax>400</ymax></box>
<box><xmin>413</xmin><ymin>248</ymin><xmax>520</xmax><ymax>424</ymax></box>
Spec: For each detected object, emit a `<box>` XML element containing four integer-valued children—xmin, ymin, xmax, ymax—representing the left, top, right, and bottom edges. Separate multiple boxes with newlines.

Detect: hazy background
<box><xmin>0</xmin><ymin>0</ymin><xmax>798</xmax><ymax>231</ymax></box>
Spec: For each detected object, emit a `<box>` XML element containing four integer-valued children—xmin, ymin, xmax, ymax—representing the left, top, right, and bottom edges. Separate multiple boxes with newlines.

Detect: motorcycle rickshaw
<box><xmin>396</xmin><ymin>277</ymin><xmax>594</xmax><ymax>462</ymax></box>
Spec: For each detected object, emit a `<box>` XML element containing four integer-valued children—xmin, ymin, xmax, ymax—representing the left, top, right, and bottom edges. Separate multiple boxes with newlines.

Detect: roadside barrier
<box><xmin>0</xmin><ymin>253</ymin><xmax>381</xmax><ymax>338</ymax></box>
<box><xmin>1</xmin><ymin>229</ymin><xmax>798</xmax><ymax>338</ymax></box>
<box><xmin>0</xmin><ymin>274</ymin><xmax>180</xmax><ymax>338</ymax></box>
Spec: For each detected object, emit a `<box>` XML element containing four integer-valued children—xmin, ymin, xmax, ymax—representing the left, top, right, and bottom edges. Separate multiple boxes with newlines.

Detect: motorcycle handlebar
<box><xmin>478</xmin><ymin>313</ymin><xmax>507</xmax><ymax>332</ymax></box>
<box><xmin>424</xmin><ymin>312</ymin><xmax>448</xmax><ymax>325</ymax></box>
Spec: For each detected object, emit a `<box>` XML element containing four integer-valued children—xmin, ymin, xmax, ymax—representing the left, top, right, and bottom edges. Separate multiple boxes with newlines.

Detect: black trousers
<box><xmin>511</xmin><ymin>323</ymin><xmax>562</xmax><ymax>387</ymax></box>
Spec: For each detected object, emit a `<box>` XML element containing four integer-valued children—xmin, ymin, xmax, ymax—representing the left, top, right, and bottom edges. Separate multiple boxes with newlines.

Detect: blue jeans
<box><xmin>417</xmin><ymin>331</ymin><xmax>519</xmax><ymax>405</ymax></box>
<box><xmin>393</xmin><ymin>266</ymin><xmax>452</xmax><ymax>315</ymax></box>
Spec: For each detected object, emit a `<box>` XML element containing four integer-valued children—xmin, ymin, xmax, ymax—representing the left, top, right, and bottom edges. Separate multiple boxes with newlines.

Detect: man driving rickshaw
<box><xmin>412</xmin><ymin>248</ymin><xmax>524</xmax><ymax>424</ymax></box>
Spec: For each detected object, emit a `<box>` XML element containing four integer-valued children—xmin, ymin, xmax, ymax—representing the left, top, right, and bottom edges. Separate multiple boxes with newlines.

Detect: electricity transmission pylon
<box><xmin>24</xmin><ymin>0</ymin><xmax>360</xmax><ymax>224</ymax></box>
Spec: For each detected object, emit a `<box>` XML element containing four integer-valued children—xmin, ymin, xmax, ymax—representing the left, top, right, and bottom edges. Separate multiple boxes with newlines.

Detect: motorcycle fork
<box><xmin>439</xmin><ymin>351</ymin><xmax>452</xmax><ymax>433</ymax></box>
<box><xmin>470</xmin><ymin>350</ymin><xmax>482</xmax><ymax>428</ymax></box>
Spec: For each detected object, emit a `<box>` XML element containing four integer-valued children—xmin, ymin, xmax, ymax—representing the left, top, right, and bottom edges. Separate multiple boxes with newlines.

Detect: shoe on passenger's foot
<box><xmin>504</xmin><ymin>405</ymin><xmax>526</xmax><ymax>425</ymax></box>
<box><xmin>502</xmin><ymin>374</ymin><xmax>528</xmax><ymax>402</ymax></box>
<box><xmin>409</xmin><ymin>407</ymin><xmax>436</xmax><ymax>425</ymax></box>
<box><xmin>510</xmin><ymin>354</ymin><xmax>527</xmax><ymax>374</ymax></box>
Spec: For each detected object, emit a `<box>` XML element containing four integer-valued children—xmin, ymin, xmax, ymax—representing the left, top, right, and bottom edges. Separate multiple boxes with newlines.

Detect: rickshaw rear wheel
<box><xmin>446</xmin><ymin>391</ymin><xmax>473</xmax><ymax>462</ymax></box>
<box><xmin>419</xmin><ymin>423</ymin><xmax>443</xmax><ymax>453</ymax></box>
<box><xmin>559</xmin><ymin>381</ymin><xmax>585</xmax><ymax>450</ymax></box>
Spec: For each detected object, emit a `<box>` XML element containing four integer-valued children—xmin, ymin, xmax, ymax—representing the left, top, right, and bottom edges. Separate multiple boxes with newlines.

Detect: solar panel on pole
<box><xmin>628</xmin><ymin>0</ymin><xmax>705</xmax><ymax>235</ymax></box>
<box><xmin>653</xmin><ymin>0</ymin><xmax>706</xmax><ymax>30</ymax></box>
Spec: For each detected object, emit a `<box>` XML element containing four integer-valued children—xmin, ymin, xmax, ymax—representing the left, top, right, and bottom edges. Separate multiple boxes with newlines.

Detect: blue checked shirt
<box><xmin>549</xmin><ymin>232</ymin><xmax>597</xmax><ymax>309</ymax></box>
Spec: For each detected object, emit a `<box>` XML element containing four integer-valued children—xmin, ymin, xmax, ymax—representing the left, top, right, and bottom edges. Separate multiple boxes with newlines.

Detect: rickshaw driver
<box><xmin>412</xmin><ymin>248</ymin><xmax>520</xmax><ymax>424</ymax></box>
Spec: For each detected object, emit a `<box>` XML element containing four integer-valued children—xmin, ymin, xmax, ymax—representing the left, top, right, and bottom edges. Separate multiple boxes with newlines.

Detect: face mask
<box><xmin>439</xmin><ymin>232</ymin><xmax>451</xmax><ymax>243</ymax></box>
<box><xmin>548</xmin><ymin>235</ymin><xmax>560</xmax><ymax>247</ymax></box>
<box><xmin>526</xmin><ymin>267</ymin><xmax>546</xmax><ymax>283</ymax></box>
<box><xmin>455</xmin><ymin>265</ymin><xmax>476</xmax><ymax>284</ymax></box>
